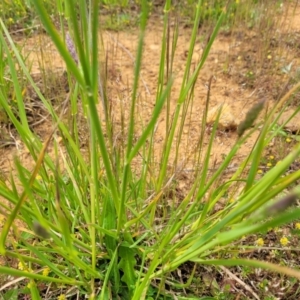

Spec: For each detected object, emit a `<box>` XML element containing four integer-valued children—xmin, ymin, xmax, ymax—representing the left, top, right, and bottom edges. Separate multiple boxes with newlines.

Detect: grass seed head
<box><xmin>269</xmin><ymin>193</ymin><xmax>298</xmax><ymax>216</ymax></box>
<box><xmin>237</xmin><ymin>100</ymin><xmax>265</xmax><ymax>137</ymax></box>
<box><xmin>33</xmin><ymin>221</ymin><xmax>50</xmax><ymax>239</ymax></box>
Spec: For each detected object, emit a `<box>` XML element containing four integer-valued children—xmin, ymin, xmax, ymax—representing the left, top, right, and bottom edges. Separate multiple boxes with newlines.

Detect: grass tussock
<box><xmin>0</xmin><ymin>0</ymin><xmax>300</xmax><ymax>299</ymax></box>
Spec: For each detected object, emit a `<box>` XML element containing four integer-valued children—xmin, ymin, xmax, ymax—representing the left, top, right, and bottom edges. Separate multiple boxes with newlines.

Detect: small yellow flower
<box><xmin>269</xmin><ymin>155</ymin><xmax>274</xmax><ymax>160</ymax></box>
<box><xmin>267</xmin><ymin>54</ymin><xmax>272</xmax><ymax>60</ymax></box>
<box><xmin>295</xmin><ymin>223</ymin><xmax>300</xmax><ymax>230</ymax></box>
<box><xmin>18</xmin><ymin>261</ymin><xmax>25</xmax><ymax>270</ymax></box>
<box><xmin>229</xmin><ymin>198</ymin><xmax>234</xmax><ymax>203</ymax></box>
<box><xmin>256</xmin><ymin>238</ymin><xmax>264</xmax><ymax>246</ymax></box>
<box><xmin>276</xmin><ymin>160</ymin><xmax>282</xmax><ymax>165</ymax></box>
<box><xmin>42</xmin><ymin>267</ymin><xmax>50</xmax><ymax>276</ymax></box>
<box><xmin>27</xmin><ymin>280</ymin><xmax>35</xmax><ymax>288</ymax></box>
<box><xmin>58</xmin><ymin>295</ymin><xmax>66</xmax><ymax>300</ymax></box>
<box><xmin>257</xmin><ymin>169</ymin><xmax>263</xmax><ymax>174</ymax></box>
<box><xmin>286</xmin><ymin>138</ymin><xmax>292</xmax><ymax>143</ymax></box>
<box><xmin>280</xmin><ymin>236</ymin><xmax>289</xmax><ymax>246</ymax></box>
<box><xmin>236</xmin><ymin>0</ymin><xmax>240</xmax><ymax>3</ymax></box>
<box><xmin>267</xmin><ymin>162</ymin><xmax>272</xmax><ymax>167</ymax></box>
<box><xmin>24</xmin><ymin>268</ymin><xmax>33</xmax><ymax>273</ymax></box>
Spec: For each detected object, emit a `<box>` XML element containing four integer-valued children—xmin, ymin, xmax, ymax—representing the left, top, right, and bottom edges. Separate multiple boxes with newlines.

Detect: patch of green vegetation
<box><xmin>0</xmin><ymin>0</ymin><xmax>28</xmax><ymax>29</ymax></box>
<box><xmin>99</xmin><ymin>0</ymin><xmax>142</xmax><ymax>30</ymax></box>
<box><xmin>0</xmin><ymin>0</ymin><xmax>56</xmax><ymax>32</ymax></box>
<box><xmin>176</xmin><ymin>0</ymin><xmax>285</xmax><ymax>30</ymax></box>
<box><xmin>177</xmin><ymin>0</ymin><xmax>233</xmax><ymax>26</ymax></box>
<box><xmin>100</xmin><ymin>0</ymin><xmax>130</xmax><ymax>7</ymax></box>
<box><xmin>102</xmin><ymin>11</ymin><xmax>137</xmax><ymax>30</ymax></box>
<box><xmin>1</xmin><ymin>0</ymin><xmax>300</xmax><ymax>299</ymax></box>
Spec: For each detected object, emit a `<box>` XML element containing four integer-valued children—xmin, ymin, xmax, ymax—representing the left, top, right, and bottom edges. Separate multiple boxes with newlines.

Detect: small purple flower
<box><xmin>65</xmin><ymin>32</ymin><xmax>79</xmax><ymax>65</ymax></box>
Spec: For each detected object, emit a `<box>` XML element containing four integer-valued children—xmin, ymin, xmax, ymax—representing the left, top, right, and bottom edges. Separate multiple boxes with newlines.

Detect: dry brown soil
<box><xmin>1</xmin><ymin>4</ymin><xmax>300</xmax><ymax>179</ymax></box>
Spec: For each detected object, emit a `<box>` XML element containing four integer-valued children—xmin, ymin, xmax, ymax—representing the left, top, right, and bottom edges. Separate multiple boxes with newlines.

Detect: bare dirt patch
<box><xmin>2</xmin><ymin>4</ymin><xmax>299</xmax><ymax>176</ymax></box>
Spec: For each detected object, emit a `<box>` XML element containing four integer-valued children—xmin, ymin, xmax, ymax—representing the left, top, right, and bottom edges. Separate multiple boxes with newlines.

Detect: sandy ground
<box><xmin>3</xmin><ymin>7</ymin><xmax>300</xmax><ymax>174</ymax></box>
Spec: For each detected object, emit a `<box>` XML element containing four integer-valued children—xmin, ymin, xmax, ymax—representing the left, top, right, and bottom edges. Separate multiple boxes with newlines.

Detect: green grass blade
<box><xmin>30</xmin><ymin>0</ymin><xmax>84</xmax><ymax>86</ymax></box>
<box><xmin>0</xmin><ymin>266</ymin><xmax>83</xmax><ymax>285</ymax></box>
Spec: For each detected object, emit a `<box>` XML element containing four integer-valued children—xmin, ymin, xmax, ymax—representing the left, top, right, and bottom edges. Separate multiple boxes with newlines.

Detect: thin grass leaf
<box><xmin>23</xmin><ymin>242</ymin><xmax>74</xmax><ymax>281</ymax></box>
<box><xmin>0</xmin><ymin>31</ymin><xmax>30</xmax><ymax>132</ymax></box>
<box><xmin>28</xmin><ymin>280</ymin><xmax>41</xmax><ymax>300</ymax></box>
<box><xmin>157</xmin><ymin>3</ymin><xmax>225</xmax><ymax>190</ymax></box>
<box><xmin>0</xmin><ymin>266</ymin><xmax>83</xmax><ymax>285</ymax></box>
<box><xmin>155</xmin><ymin>205</ymin><xmax>300</xmax><ymax>276</ymax></box>
<box><xmin>127</xmin><ymin>78</ymin><xmax>173</xmax><ymax>163</ymax></box>
<box><xmin>99</xmin><ymin>246</ymin><xmax>119</xmax><ymax>300</ymax></box>
<box><xmin>196</xmin><ymin>258</ymin><xmax>300</xmax><ymax>280</ymax></box>
<box><xmin>118</xmin><ymin>0</ymin><xmax>150</xmax><ymax>235</ymax></box>
<box><xmin>0</xmin><ymin>131</ymin><xmax>54</xmax><ymax>254</ymax></box>
<box><xmin>30</xmin><ymin>0</ymin><xmax>84</xmax><ymax>86</ymax></box>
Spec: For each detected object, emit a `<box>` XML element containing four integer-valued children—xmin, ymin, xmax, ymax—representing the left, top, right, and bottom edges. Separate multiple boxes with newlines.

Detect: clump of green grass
<box><xmin>0</xmin><ymin>0</ymin><xmax>28</xmax><ymax>29</ymax></box>
<box><xmin>175</xmin><ymin>0</ymin><xmax>285</xmax><ymax>29</ymax></box>
<box><xmin>0</xmin><ymin>0</ymin><xmax>56</xmax><ymax>32</ymax></box>
<box><xmin>98</xmin><ymin>0</ymin><xmax>140</xmax><ymax>30</ymax></box>
<box><xmin>1</xmin><ymin>0</ymin><xmax>300</xmax><ymax>299</ymax></box>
